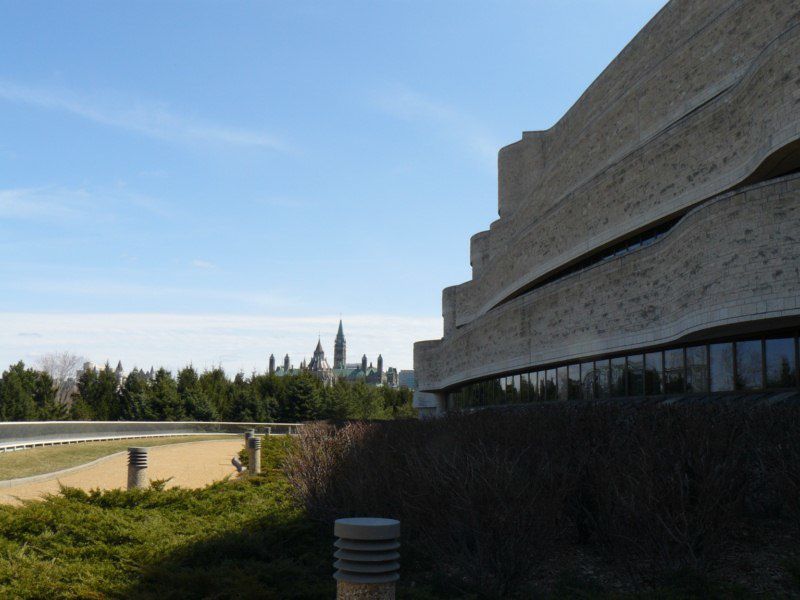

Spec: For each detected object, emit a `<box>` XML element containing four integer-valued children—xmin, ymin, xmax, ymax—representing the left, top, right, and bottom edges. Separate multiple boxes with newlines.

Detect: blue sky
<box><xmin>0</xmin><ymin>0</ymin><xmax>666</xmax><ymax>373</ymax></box>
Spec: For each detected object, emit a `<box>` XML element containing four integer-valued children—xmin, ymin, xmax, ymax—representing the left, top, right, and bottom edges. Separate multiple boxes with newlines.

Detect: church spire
<box><xmin>334</xmin><ymin>319</ymin><xmax>346</xmax><ymax>369</ymax></box>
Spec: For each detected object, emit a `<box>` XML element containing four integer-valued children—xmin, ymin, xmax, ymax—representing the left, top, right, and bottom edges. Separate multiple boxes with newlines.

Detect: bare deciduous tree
<box><xmin>38</xmin><ymin>351</ymin><xmax>85</xmax><ymax>405</ymax></box>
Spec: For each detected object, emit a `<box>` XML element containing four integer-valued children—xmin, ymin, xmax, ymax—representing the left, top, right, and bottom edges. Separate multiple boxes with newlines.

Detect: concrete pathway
<box><xmin>0</xmin><ymin>439</ymin><xmax>244</xmax><ymax>505</ymax></box>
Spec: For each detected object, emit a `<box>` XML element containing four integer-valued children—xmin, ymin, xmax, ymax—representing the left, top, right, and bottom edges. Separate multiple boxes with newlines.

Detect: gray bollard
<box><xmin>334</xmin><ymin>517</ymin><xmax>401</xmax><ymax>600</ymax></box>
<box><xmin>244</xmin><ymin>429</ymin><xmax>255</xmax><ymax>445</ymax></box>
<box><xmin>127</xmin><ymin>447</ymin><xmax>149</xmax><ymax>490</ymax></box>
<box><xmin>248</xmin><ymin>435</ymin><xmax>262</xmax><ymax>475</ymax></box>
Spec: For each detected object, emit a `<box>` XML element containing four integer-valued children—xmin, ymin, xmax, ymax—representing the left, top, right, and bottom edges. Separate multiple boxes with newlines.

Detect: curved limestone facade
<box><xmin>414</xmin><ymin>0</ymin><xmax>800</xmax><ymax>414</ymax></box>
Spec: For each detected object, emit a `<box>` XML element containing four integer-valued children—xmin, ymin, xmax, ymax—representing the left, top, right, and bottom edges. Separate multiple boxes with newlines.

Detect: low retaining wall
<box><xmin>0</xmin><ymin>421</ymin><xmax>302</xmax><ymax>452</ymax></box>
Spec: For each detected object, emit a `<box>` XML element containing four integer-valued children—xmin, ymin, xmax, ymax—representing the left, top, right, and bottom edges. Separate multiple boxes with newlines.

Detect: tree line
<box><xmin>0</xmin><ymin>361</ymin><xmax>416</xmax><ymax>422</ymax></box>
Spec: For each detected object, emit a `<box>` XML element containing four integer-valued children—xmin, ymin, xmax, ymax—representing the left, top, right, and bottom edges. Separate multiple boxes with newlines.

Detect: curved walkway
<box><xmin>0</xmin><ymin>439</ymin><xmax>244</xmax><ymax>505</ymax></box>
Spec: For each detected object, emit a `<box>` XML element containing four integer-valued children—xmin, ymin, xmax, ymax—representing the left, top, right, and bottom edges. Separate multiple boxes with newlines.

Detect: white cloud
<box><xmin>0</xmin><ymin>185</ymin><xmax>170</xmax><ymax>223</ymax></box>
<box><xmin>370</xmin><ymin>83</ymin><xmax>501</xmax><ymax>167</ymax></box>
<box><xmin>191</xmin><ymin>259</ymin><xmax>216</xmax><ymax>270</ymax></box>
<box><xmin>0</xmin><ymin>80</ymin><xmax>284</xmax><ymax>151</ymax></box>
<box><xmin>0</xmin><ymin>313</ymin><xmax>442</xmax><ymax>373</ymax></box>
<box><xmin>3</xmin><ymin>278</ymin><xmax>290</xmax><ymax>310</ymax></box>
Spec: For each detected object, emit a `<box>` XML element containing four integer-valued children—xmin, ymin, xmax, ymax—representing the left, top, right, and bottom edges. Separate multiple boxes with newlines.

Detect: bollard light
<box><xmin>127</xmin><ymin>447</ymin><xmax>149</xmax><ymax>490</ymax></box>
<box><xmin>244</xmin><ymin>429</ymin><xmax>255</xmax><ymax>445</ymax></box>
<box><xmin>334</xmin><ymin>517</ymin><xmax>400</xmax><ymax>599</ymax></box>
<box><xmin>248</xmin><ymin>435</ymin><xmax>262</xmax><ymax>475</ymax></box>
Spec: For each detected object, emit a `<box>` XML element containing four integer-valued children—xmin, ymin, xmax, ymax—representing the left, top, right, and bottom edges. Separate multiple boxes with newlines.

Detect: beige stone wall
<box><xmin>416</xmin><ymin>0</ymin><xmax>800</xmax><ymax>394</ymax></box>
<box><xmin>464</xmin><ymin>2</ymin><xmax>800</xmax><ymax>324</ymax></box>
<box><xmin>417</xmin><ymin>174</ymin><xmax>800</xmax><ymax>392</ymax></box>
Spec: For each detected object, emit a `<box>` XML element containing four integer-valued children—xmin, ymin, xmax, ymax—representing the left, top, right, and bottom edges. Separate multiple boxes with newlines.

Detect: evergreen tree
<box><xmin>0</xmin><ymin>362</ymin><xmax>38</xmax><ymax>420</ymax></box>
<box><xmin>349</xmin><ymin>381</ymin><xmax>385</xmax><ymax>420</ymax></box>
<box><xmin>282</xmin><ymin>373</ymin><xmax>321</xmax><ymax>421</ymax></box>
<box><xmin>119</xmin><ymin>369</ymin><xmax>155</xmax><ymax>420</ymax></box>
<box><xmin>76</xmin><ymin>364</ymin><xmax>121</xmax><ymax>420</ymax></box>
<box><xmin>199</xmin><ymin>367</ymin><xmax>232</xmax><ymax>418</ymax></box>
<box><xmin>150</xmin><ymin>368</ymin><xmax>184</xmax><ymax>421</ymax></box>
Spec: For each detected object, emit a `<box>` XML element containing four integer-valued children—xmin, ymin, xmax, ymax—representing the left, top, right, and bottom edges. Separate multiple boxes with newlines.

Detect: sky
<box><xmin>0</xmin><ymin>0</ymin><xmax>666</xmax><ymax>374</ymax></box>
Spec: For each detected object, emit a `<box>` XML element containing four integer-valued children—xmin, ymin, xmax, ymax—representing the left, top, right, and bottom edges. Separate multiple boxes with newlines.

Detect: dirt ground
<box><xmin>0</xmin><ymin>439</ymin><xmax>244</xmax><ymax>505</ymax></box>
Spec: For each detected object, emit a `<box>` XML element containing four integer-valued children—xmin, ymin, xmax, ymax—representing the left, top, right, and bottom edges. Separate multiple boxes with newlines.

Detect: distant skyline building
<box><xmin>270</xmin><ymin>320</ymin><xmax>399</xmax><ymax>387</ymax></box>
<box><xmin>334</xmin><ymin>320</ymin><xmax>346</xmax><ymax>369</ymax></box>
<box><xmin>399</xmin><ymin>370</ymin><xmax>416</xmax><ymax>390</ymax></box>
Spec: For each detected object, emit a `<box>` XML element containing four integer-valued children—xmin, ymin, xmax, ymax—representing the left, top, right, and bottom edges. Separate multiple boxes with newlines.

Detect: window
<box><xmin>545</xmin><ymin>369</ymin><xmax>557</xmax><ymax>401</ymax></box>
<box><xmin>536</xmin><ymin>371</ymin><xmax>545</xmax><ymax>401</ymax></box>
<box><xmin>557</xmin><ymin>367</ymin><xmax>569</xmax><ymax>401</ymax></box>
<box><xmin>519</xmin><ymin>373</ymin><xmax>529</xmax><ymax>403</ymax></box>
<box><xmin>686</xmin><ymin>346</ymin><xmax>708</xmax><ymax>393</ymax></box>
<box><xmin>595</xmin><ymin>360</ymin><xmax>610</xmax><ymax>398</ymax></box>
<box><xmin>709</xmin><ymin>343</ymin><xmax>734</xmax><ymax>392</ymax></box>
<box><xmin>446</xmin><ymin>332</ymin><xmax>797</xmax><ymax>412</ymax></box>
<box><xmin>735</xmin><ymin>340</ymin><xmax>762</xmax><ymax>390</ymax></box>
<box><xmin>568</xmin><ymin>364</ymin><xmax>581</xmax><ymax>400</ymax></box>
<box><xmin>765</xmin><ymin>337</ymin><xmax>797</xmax><ymax>388</ymax></box>
<box><xmin>529</xmin><ymin>371</ymin><xmax>540</xmax><ymax>401</ymax></box>
<box><xmin>580</xmin><ymin>362</ymin><xmax>596</xmax><ymax>400</ymax></box>
<box><xmin>610</xmin><ymin>356</ymin><xmax>626</xmax><ymax>397</ymax></box>
<box><xmin>664</xmin><ymin>348</ymin><xmax>685</xmax><ymax>393</ymax></box>
<box><xmin>645</xmin><ymin>351</ymin><xmax>663</xmax><ymax>395</ymax></box>
<box><xmin>627</xmin><ymin>354</ymin><xmax>644</xmax><ymax>396</ymax></box>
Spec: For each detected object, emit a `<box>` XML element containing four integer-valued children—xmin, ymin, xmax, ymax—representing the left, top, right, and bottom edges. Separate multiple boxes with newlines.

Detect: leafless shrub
<box><xmin>285</xmin><ymin>401</ymin><xmax>800</xmax><ymax>595</ymax></box>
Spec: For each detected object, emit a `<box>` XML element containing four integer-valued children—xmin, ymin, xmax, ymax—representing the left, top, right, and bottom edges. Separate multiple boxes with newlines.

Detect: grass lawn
<box><xmin>0</xmin><ymin>435</ymin><xmax>233</xmax><ymax>481</ymax></box>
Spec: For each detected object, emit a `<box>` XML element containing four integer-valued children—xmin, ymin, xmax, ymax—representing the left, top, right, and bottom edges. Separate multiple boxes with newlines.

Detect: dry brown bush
<box><xmin>285</xmin><ymin>401</ymin><xmax>800</xmax><ymax>596</ymax></box>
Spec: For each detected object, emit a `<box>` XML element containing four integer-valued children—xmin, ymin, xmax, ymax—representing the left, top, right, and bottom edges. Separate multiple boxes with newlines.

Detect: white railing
<box><xmin>0</xmin><ymin>421</ymin><xmax>304</xmax><ymax>453</ymax></box>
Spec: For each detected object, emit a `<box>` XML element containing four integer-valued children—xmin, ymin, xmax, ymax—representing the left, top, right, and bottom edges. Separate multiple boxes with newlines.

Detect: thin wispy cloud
<box><xmin>0</xmin><ymin>185</ymin><xmax>171</xmax><ymax>223</ymax></box>
<box><xmin>3</xmin><ymin>278</ymin><xmax>291</xmax><ymax>310</ymax></box>
<box><xmin>0</xmin><ymin>80</ymin><xmax>284</xmax><ymax>151</ymax></box>
<box><xmin>191</xmin><ymin>259</ymin><xmax>216</xmax><ymax>270</ymax></box>
<box><xmin>0</xmin><ymin>313</ymin><xmax>442</xmax><ymax>372</ymax></box>
<box><xmin>370</xmin><ymin>83</ymin><xmax>502</xmax><ymax>167</ymax></box>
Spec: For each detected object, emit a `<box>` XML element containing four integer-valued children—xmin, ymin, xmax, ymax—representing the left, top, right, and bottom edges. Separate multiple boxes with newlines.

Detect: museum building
<box><xmin>413</xmin><ymin>0</ymin><xmax>800</xmax><ymax>415</ymax></box>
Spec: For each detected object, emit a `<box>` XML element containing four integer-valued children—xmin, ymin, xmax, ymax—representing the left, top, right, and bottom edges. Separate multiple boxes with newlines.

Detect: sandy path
<box><xmin>0</xmin><ymin>439</ymin><xmax>244</xmax><ymax>505</ymax></box>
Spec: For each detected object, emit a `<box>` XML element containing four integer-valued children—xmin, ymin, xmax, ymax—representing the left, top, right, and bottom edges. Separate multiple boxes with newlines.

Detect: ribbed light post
<box><xmin>127</xmin><ymin>447</ymin><xmax>149</xmax><ymax>490</ymax></box>
<box><xmin>248</xmin><ymin>435</ymin><xmax>262</xmax><ymax>475</ymax></box>
<box><xmin>244</xmin><ymin>428</ymin><xmax>255</xmax><ymax>445</ymax></box>
<box><xmin>334</xmin><ymin>518</ymin><xmax>400</xmax><ymax>599</ymax></box>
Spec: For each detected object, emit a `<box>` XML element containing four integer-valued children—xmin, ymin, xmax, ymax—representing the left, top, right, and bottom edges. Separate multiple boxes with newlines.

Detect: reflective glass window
<box><xmin>545</xmin><ymin>369</ymin><xmax>557</xmax><ymax>401</ymax></box>
<box><xmin>686</xmin><ymin>346</ymin><xmax>708</xmax><ymax>393</ymax></box>
<box><xmin>765</xmin><ymin>337</ymin><xmax>797</xmax><ymax>388</ymax></box>
<box><xmin>709</xmin><ymin>343</ymin><xmax>734</xmax><ymax>392</ymax></box>
<box><xmin>735</xmin><ymin>340</ymin><xmax>762</xmax><ymax>390</ymax></box>
<box><xmin>491</xmin><ymin>378</ymin><xmax>502</xmax><ymax>404</ymax></box>
<box><xmin>595</xmin><ymin>360</ymin><xmax>610</xmax><ymax>398</ymax></box>
<box><xmin>568</xmin><ymin>364</ymin><xmax>581</xmax><ymax>400</ymax></box>
<box><xmin>529</xmin><ymin>372</ymin><xmax>540</xmax><ymax>402</ymax></box>
<box><xmin>645</xmin><ymin>351</ymin><xmax>663</xmax><ymax>395</ymax></box>
<box><xmin>627</xmin><ymin>354</ymin><xmax>644</xmax><ymax>396</ymax></box>
<box><xmin>610</xmin><ymin>356</ymin><xmax>626</xmax><ymax>397</ymax></box>
<box><xmin>557</xmin><ymin>367</ymin><xmax>569</xmax><ymax>401</ymax></box>
<box><xmin>580</xmin><ymin>362</ymin><xmax>595</xmax><ymax>400</ymax></box>
<box><xmin>664</xmin><ymin>348</ymin><xmax>685</xmax><ymax>393</ymax></box>
<box><xmin>536</xmin><ymin>371</ymin><xmax>546</xmax><ymax>401</ymax></box>
<box><xmin>519</xmin><ymin>373</ymin><xmax>529</xmax><ymax>403</ymax></box>
<box><xmin>512</xmin><ymin>375</ymin><xmax>521</xmax><ymax>403</ymax></box>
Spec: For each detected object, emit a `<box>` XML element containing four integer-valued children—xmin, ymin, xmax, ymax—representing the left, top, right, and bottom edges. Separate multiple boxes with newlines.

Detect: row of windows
<box><xmin>447</xmin><ymin>333</ymin><xmax>800</xmax><ymax>411</ymax></box>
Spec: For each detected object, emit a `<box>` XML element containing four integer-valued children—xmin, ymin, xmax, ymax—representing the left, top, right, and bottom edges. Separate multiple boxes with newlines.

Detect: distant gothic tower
<box><xmin>334</xmin><ymin>319</ymin><xmax>346</xmax><ymax>369</ymax></box>
<box><xmin>361</xmin><ymin>354</ymin><xmax>368</xmax><ymax>372</ymax></box>
<box><xmin>283</xmin><ymin>354</ymin><xmax>290</xmax><ymax>372</ymax></box>
<box><xmin>269</xmin><ymin>354</ymin><xmax>276</xmax><ymax>375</ymax></box>
<box><xmin>377</xmin><ymin>354</ymin><xmax>383</xmax><ymax>377</ymax></box>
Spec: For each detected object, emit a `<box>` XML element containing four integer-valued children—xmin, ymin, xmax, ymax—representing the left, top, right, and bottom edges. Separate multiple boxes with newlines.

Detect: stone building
<box><xmin>270</xmin><ymin>320</ymin><xmax>399</xmax><ymax>387</ymax></box>
<box><xmin>414</xmin><ymin>0</ymin><xmax>800</xmax><ymax>416</ymax></box>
